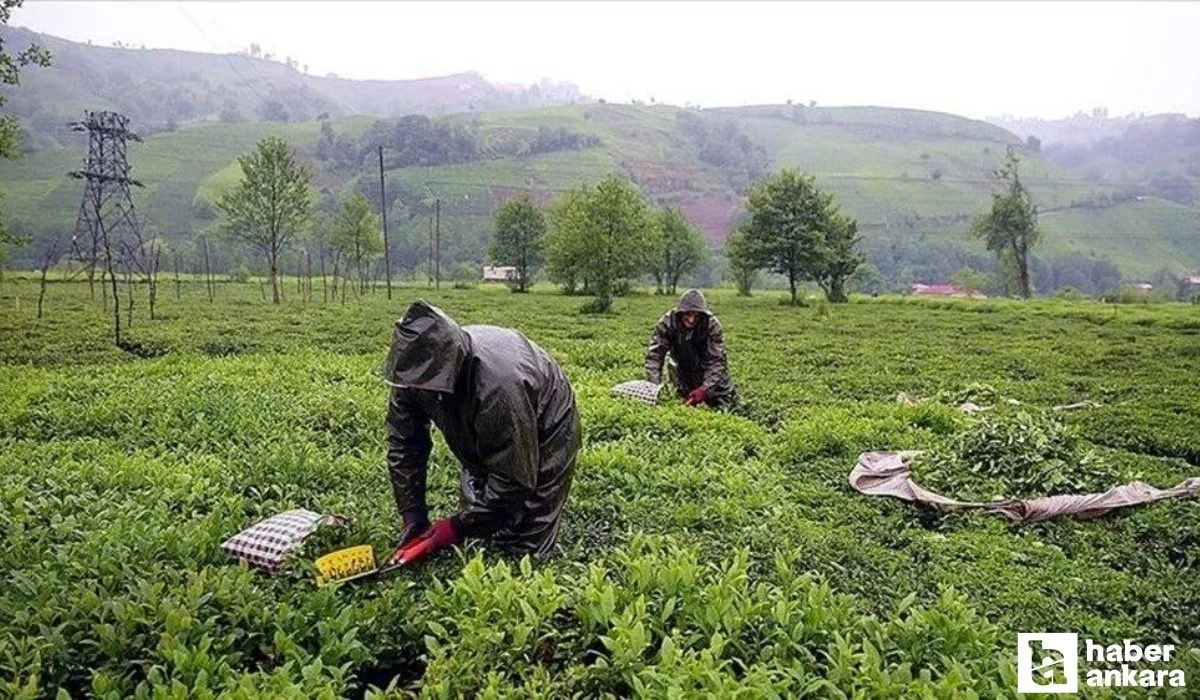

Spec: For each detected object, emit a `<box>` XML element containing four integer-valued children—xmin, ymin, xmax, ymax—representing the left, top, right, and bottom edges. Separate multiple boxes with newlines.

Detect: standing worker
<box><xmin>645</xmin><ymin>289</ymin><xmax>737</xmax><ymax>408</ymax></box>
<box><xmin>382</xmin><ymin>301</ymin><xmax>581</xmax><ymax>564</ymax></box>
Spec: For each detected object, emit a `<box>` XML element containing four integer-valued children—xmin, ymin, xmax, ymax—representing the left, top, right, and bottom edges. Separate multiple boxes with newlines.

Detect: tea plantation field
<box><xmin>2</xmin><ymin>279</ymin><xmax>1199</xmax><ymax>697</ymax></box>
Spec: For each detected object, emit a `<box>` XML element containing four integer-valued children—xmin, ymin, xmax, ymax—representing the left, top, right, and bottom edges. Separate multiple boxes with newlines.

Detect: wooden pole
<box><xmin>320</xmin><ymin>246</ymin><xmax>328</xmax><ymax>304</ymax></box>
<box><xmin>435</xmin><ymin>198</ymin><xmax>441</xmax><ymax>290</ymax></box>
<box><xmin>203</xmin><ymin>240</ymin><xmax>214</xmax><ymax>303</ymax></box>
<box><xmin>305</xmin><ymin>248</ymin><xmax>312</xmax><ymax>303</ymax></box>
<box><xmin>379</xmin><ymin>145</ymin><xmax>393</xmax><ymax>300</ymax></box>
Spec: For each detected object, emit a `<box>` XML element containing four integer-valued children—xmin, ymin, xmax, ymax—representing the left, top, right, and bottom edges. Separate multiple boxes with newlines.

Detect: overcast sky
<box><xmin>11</xmin><ymin>1</ymin><xmax>1200</xmax><ymax>120</ymax></box>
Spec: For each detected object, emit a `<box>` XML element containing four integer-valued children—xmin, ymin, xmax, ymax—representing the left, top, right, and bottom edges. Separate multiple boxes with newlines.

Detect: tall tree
<box><xmin>724</xmin><ymin>226</ymin><xmax>758</xmax><ymax>297</ymax></box>
<box><xmin>215</xmin><ymin>137</ymin><xmax>313</xmax><ymax>303</ymax></box>
<box><xmin>544</xmin><ymin>188</ymin><xmax>588</xmax><ymax>295</ymax></box>
<box><xmin>972</xmin><ymin>147</ymin><xmax>1040</xmax><ymax>298</ymax></box>
<box><xmin>1</xmin><ymin>0</ymin><xmax>52</xmax><ymax>263</ymax></box>
<box><xmin>544</xmin><ymin>175</ymin><xmax>655</xmax><ymax>312</ymax></box>
<box><xmin>650</xmin><ymin>206</ymin><xmax>706</xmax><ymax>295</ymax></box>
<box><xmin>813</xmin><ymin>213</ymin><xmax>863</xmax><ymax>303</ymax></box>
<box><xmin>488</xmin><ymin>193</ymin><xmax>546</xmax><ymax>292</ymax></box>
<box><xmin>0</xmin><ymin>0</ymin><xmax>50</xmax><ymax>160</ymax></box>
<box><xmin>331</xmin><ymin>192</ymin><xmax>383</xmax><ymax>295</ymax></box>
<box><xmin>742</xmin><ymin>169</ymin><xmax>835</xmax><ymax>305</ymax></box>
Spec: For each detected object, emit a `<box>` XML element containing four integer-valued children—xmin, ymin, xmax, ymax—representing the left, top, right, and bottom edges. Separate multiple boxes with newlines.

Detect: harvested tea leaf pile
<box><xmin>915</xmin><ymin>404</ymin><xmax>1126</xmax><ymax>502</ymax></box>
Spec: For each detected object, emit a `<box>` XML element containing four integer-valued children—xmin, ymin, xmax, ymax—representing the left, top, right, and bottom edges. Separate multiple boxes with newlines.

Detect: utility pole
<box><xmin>378</xmin><ymin>145</ymin><xmax>392</xmax><ymax>300</ymax></box>
<box><xmin>435</xmin><ymin>198</ymin><xmax>441</xmax><ymax>290</ymax></box>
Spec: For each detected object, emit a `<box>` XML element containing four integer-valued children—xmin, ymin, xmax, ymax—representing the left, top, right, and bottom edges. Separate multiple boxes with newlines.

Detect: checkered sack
<box><xmin>221</xmin><ymin>509</ymin><xmax>346</xmax><ymax>572</ymax></box>
<box><xmin>611</xmin><ymin>379</ymin><xmax>663</xmax><ymax>406</ymax></box>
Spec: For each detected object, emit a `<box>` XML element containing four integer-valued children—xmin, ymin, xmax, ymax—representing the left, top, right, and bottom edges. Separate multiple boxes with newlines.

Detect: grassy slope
<box><xmin>0</xmin><ymin>118</ymin><xmax>375</xmax><ymax>235</ymax></box>
<box><xmin>1039</xmin><ymin>198</ymin><xmax>1200</xmax><ymax>278</ymax></box>
<box><xmin>3</xmin><ymin>102</ymin><xmax>1199</xmax><ymax>277</ymax></box>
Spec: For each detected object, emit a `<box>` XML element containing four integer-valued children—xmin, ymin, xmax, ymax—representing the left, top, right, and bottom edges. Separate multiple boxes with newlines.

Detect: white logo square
<box><xmin>1017</xmin><ymin>632</ymin><xmax>1079</xmax><ymax>693</ymax></box>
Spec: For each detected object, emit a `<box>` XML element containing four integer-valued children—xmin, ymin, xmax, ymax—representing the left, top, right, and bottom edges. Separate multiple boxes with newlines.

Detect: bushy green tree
<box><xmin>216</xmin><ymin>137</ymin><xmax>313</xmax><ymax>303</ymax></box>
<box><xmin>972</xmin><ymin>147</ymin><xmax>1040</xmax><ymax>298</ymax></box>
<box><xmin>0</xmin><ymin>0</ymin><xmax>50</xmax><ymax>160</ymax></box>
<box><xmin>650</xmin><ymin>206</ymin><xmax>706</xmax><ymax>295</ymax></box>
<box><xmin>488</xmin><ymin>193</ymin><xmax>546</xmax><ymax>293</ymax></box>
<box><xmin>743</xmin><ymin>169</ymin><xmax>859</xmax><ymax>305</ymax></box>
<box><xmin>724</xmin><ymin>227</ymin><xmax>758</xmax><ymax>297</ymax></box>
<box><xmin>332</xmin><ymin>192</ymin><xmax>383</xmax><ymax>294</ymax></box>
<box><xmin>544</xmin><ymin>188</ymin><xmax>588</xmax><ymax>295</ymax></box>
<box><xmin>544</xmin><ymin>175</ymin><xmax>654</xmax><ymax>312</ymax></box>
<box><xmin>814</xmin><ymin>214</ymin><xmax>863</xmax><ymax>303</ymax></box>
<box><xmin>1</xmin><ymin>0</ymin><xmax>51</xmax><ymax>265</ymax></box>
<box><xmin>950</xmin><ymin>266</ymin><xmax>986</xmax><ymax>292</ymax></box>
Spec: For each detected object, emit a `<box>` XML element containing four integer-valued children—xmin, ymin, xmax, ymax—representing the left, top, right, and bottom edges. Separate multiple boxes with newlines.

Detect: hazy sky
<box><xmin>11</xmin><ymin>1</ymin><xmax>1200</xmax><ymax>119</ymax></box>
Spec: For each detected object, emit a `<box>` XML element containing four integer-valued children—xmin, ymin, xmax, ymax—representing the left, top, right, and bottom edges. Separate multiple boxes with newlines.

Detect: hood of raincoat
<box><xmin>382</xmin><ymin>301</ymin><xmax>470</xmax><ymax>393</ymax></box>
<box><xmin>674</xmin><ymin>289</ymin><xmax>711</xmax><ymax>316</ymax></box>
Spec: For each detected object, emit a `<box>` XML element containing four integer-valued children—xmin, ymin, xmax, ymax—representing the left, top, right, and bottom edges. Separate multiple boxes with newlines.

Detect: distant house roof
<box><xmin>1185</xmin><ymin>276</ymin><xmax>1200</xmax><ymax>286</ymax></box>
<box><xmin>1132</xmin><ymin>283</ymin><xmax>1153</xmax><ymax>291</ymax></box>
<box><xmin>909</xmin><ymin>283</ymin><xmax>986</xmax><ymax>298</ymax></box>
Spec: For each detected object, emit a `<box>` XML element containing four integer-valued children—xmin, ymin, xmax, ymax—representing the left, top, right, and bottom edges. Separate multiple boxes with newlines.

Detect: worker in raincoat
<box><xmin>645</xmin><ymin>289</ymin><xmax>737</xmax><ymax>408</ymax></box>
<box><xmin>382</xmin><ymin>301</ymin><xmax>581</xmax><ymax>564</ymax></box>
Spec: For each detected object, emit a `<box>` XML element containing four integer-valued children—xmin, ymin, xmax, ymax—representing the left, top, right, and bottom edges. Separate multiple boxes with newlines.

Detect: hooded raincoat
<box><xmin>644</xmin><ymin>289</ymin><xmax>736</xmax><ymax>407</ymax></box>
<box><xmin>382</xmin><ymin>301</ymin><xmax>581</xmax><ymax>557</ymax></box>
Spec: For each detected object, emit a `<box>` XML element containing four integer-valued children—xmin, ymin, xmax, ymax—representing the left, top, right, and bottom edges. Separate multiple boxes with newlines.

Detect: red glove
<box><xmin>389</xmin><ymin>518</ymin><xmax>462</xmax><ymax>565</ymax></box>
<box><xmin>683</xmin><ymin>387</ymin><xmax>710</xmax><ymax>407</ymax></box>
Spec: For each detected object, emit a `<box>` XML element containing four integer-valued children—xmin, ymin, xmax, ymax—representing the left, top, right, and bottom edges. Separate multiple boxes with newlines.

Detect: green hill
<box><xmin>3</xmin><ymin>29</ymin><xmax>1199</xmax><ymax>291</ymax></box>
<box><xmin>1039</xmin><ymin>197</ymin><xmax>1200</xmax><ymax>279</ymax></box>
<box><xmin>990</xmin><ymin>112</ymin><xmax>1200</xmax><ymax>208</ymax></box>
<box><xmin>0</xmin><ymin>25</ymin><xmax>582</xmax><ymax>147</ymax></box>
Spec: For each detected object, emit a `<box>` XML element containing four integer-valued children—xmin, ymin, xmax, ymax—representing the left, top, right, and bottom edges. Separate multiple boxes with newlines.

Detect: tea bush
<box><xmin>1</xmin><ymin>280</ymin><xmax>1198</xmax><ymax>696</ymax></box>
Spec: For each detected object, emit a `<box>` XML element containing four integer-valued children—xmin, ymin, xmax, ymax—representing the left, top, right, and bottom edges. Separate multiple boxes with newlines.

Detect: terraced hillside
<box><xmin>3</xmin><ymin>29</ymin><xmax>1199</xmax><ymax>286</ymax></box>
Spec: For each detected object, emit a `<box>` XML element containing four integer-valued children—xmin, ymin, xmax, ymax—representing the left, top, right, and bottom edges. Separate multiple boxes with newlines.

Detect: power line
<box><xmin>173</xmin><ymin>2</ymin><xmax>269</xmax><ymax>105</ymax></box>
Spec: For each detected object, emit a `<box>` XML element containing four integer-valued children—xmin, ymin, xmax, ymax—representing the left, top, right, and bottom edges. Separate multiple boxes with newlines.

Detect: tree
<box><xmin>2</xmin><ymin>0</ymin><xmax>51</xmax><ymax>260</ymax></box>
<box><xmin>950</xmin><ymin>266</ymin><xmax>986</xmax><ymax>292</ymax></box>
<box><xmin>543</xmin><ymin>175</ymin><xmax>655</xmax><ymax>312</ymax></box>
<box><xmin>971</xmin><ymin>147</ymin><xmax>1040</xmax><ymax>298</ymax></box>
<box><xmin>331</xmin><ymin>192</ymin><xmax>382</xmax><ymax>295</ymax></box>
<box><xmin>216</xmin><ymin>137</ymin><xmax>313</xmax><ymax>303</ymax></box>
<box><xmin>650</xmin><ymin>206</ymin><xmax>706</xmax><ymax>295</ymax></box>
<box><xmin>813</xmin><ymin>214</ymin><xmax>863</xmax><ymax>303</ymax></box>
<box><xmin>1089</xmin><ymin>257</ymin><xmax>1122</xmax><ymax>295</ymax></box>
<box><xmin>848</xmin><ymin>262</ymin><xmax>885</xmax><ymax>295</ymax></box>
<box><xmin>724</xmin><ymin>226</ymin><xmax>758</xmax><ymax>296</ymax></box>
<box><xmin>544</xmin><ymin>188</ymin><xmax>588</xmax><ymax>295</ymax></box>
<box><xmin>1</xmin><ymin>1</ymin><xmax>51</xmax><ymax>159</ymax></box>
<box><xmin>316</xmin><ymin>120</ymin><xmax>336</xmax><ymax>161</ymax></box>
<box><xmin>488</xmin><ymin>193</ymin><xmax>546</xmax><ymax>293</ymax></box>
<box><xmin>258</xmin><ymin>99</ymin><xmax>288</xmax><ymax>123</ymax></box>
<box><xmin>742</xmin><ymin>169</ymin><xmax>834</xmax><ymax>305</ymax></box>
<box><xmin>1026</xmin><ymin>135</ymin><xmax>1042</xmax><ymax>153</ymax></box>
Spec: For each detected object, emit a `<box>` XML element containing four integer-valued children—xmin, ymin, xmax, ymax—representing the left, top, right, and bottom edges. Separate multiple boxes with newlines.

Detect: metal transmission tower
<box><xmin>67</xmin><ymin>110</ymin><xmax>150</xmax><ymax>345</ymax></box>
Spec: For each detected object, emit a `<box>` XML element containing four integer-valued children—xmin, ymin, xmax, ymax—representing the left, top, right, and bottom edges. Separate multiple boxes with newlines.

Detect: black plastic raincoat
<box><xmin>383</xmin><ymin>301</ymin><xmax>581</xmax><ymax>557</ymax></box>
<box><xmin>645</xmin><ymin>289</ymin><xmax>737</xmax><ymax>407</ymax></box>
